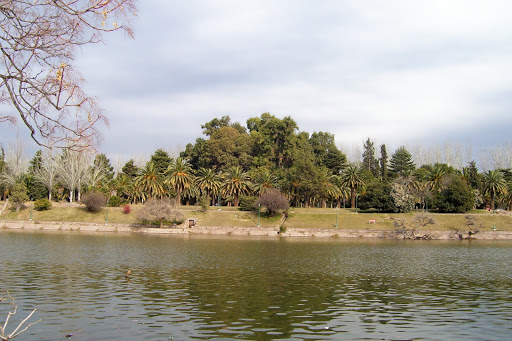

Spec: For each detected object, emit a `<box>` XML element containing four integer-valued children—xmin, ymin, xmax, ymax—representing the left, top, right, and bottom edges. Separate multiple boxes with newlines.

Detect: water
<box><xmin>1</xmin><ymin>231</ymin><xmax>512</xmax><ymax>340</ymax></box>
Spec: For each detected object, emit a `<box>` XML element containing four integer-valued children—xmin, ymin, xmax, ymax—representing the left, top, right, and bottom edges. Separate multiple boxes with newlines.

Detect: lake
<box><xmin>1</xmin><ymin>231</ymin><xmax>512</xmax><ymax>340</ymax></box>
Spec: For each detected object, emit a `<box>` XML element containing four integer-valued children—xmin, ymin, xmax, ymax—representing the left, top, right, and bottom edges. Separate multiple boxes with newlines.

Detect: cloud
<box><xmin>3</xmin><ymin>0</ymin><xmax>512</xmax><ymax>164</ymax></box>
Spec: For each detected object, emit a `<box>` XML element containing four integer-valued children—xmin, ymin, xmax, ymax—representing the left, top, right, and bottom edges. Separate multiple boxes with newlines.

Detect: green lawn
<box><xmin>1</xmin><ymin>201</ymin><xmax>511</xmax><ymax>231</ymax></box>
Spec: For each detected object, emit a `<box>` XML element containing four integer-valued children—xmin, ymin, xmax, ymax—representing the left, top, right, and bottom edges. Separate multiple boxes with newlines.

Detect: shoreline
<box><xmin>2</xmin><ymin>220</ymin><xmax>512</xmax><ymax>240</ymax></box>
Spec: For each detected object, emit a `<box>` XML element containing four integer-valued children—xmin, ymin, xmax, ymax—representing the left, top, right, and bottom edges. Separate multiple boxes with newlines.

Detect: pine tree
<box><xmin>389</xmin><ymin>146</ymin><xmax>416</xmax><ymax>177</ymax></box>
<box><xmin>362</xmin><ymin>138</ymin><xmax>378</xmax><ymax>177</ymax></box>
<box><xmin>380</xmin><ymin>144</ymin><xmax>388</xmax><ymax>181</ymax></box>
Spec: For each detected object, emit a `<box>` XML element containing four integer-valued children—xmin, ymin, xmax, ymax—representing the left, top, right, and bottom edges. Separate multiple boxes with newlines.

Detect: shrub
<box><xmin>123</xmin><ymin>204</ymin><xmax>131</xmax><ymax>214</ymax></box>
<box><xmin>413</xmin><ymin>212</ymin><xmax>436</xmax><ymax>228</ymax></box>
<box><xmin>34</xmin><ymin>198</ymin><xmax>52</xmax><ymax>211</ymax></box>
<box><xmin>239</xmin><ymin>196</ymin><xmax>258</xmax><ymax>211</ymax></box>
<box><xmin>258</xmin><ymin>189</ymin><xmax>289</xmax><ymax>216</ymax></box>
<box><xmin>137</xmin><ymin>198</ymin><xmax>183</xmax><ymax>227</ymax></box>
<box><xmin>198</xmin><ymin>196</ymin><xmax>210</xmax><ymax>212</ymax></box>
<box><xmin>108</xmin><ymin>195</ymin><xmax>122</xmax><ymax>207</ymax></box>
<box><xmin>82</xmin><ymin>192</ymin><xmax>106</xmax><ymax>212</ymax></box>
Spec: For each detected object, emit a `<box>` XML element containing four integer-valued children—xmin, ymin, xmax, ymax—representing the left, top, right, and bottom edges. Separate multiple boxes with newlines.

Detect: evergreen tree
<box><xmin>121</xmin><ymin>159</ymin><xmax>140</xmax><ymax>178</ymax></box>
<box><xmin>309</xmin><ymin>131</ymin><xmax>347</xmax><ymax>174</ymax></box>
<box><xmin>362</xmin><ymin>138</ymin><xmax>378</xmax><ymax>176</ymax></box>
<box><xmin>150</xmin><ymin>149</ymin><xmax>172</xmax><ymax>175</ymax></box>
<box><xmin>463</xmin><ymin>160</ymin><xmax>480</xmax><ymax>189</ymax></box>
<box><xmin>379</xmin><ymin>144</ymin><xmax>388</xmax><ymax>181</ymax></box>
<box><xmin>389</xmin><ymin>146</ymin><xmax>416</xmax><ymax>177</ymax></box>
<box><xmin>93</xmin><ymin>154</ymin><xmax>115</xmax><ymax>182</ymax></box>
<box><xmin>26</xmin><ymin>150</ymin><xmax>48</xmax><ymax>200</ymax></box>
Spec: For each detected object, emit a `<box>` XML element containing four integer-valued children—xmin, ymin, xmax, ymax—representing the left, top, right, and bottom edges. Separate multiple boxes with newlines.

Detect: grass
<box><xmin>0</xmin><ymin>202</ymin><xmax>283</xmax><ymax>228</ymax></box>
<box><xmin>1</xmin><ymin>201</ymin><xmax>511</xmax><ymax>231</ymax></box>
<box><xmin>284</xmin><ymin>208</ymin><xmax>512</xmax><ymax>231</ymax></box>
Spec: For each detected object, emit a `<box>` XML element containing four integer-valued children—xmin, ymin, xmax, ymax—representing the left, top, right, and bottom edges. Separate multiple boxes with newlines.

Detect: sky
<box><xmin>2</xmin><ymin>0</ymin><xmax>512</xmax><ymax>165</ymax></box>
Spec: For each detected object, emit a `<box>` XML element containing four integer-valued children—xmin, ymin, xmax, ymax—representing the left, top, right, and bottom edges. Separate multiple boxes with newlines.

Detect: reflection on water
<box><xmin>1</xmin><ymin>231</ymin><xmax>512</xmax><ymax>340</ymax></box>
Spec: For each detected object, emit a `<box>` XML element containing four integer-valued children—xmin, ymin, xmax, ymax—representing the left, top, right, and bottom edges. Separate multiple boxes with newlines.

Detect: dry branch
<box><xmin>0</xmin><ymin>291</ymin><xmax>40</xmax><ymax>340</ymax></box>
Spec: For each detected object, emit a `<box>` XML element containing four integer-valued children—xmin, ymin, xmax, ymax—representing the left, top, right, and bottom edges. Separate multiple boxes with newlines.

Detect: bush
<box><xmin>198</xmin><ymin>196</ymin><xmax>210</xmax><ymax>212</ymax></box>
<box><xmin>258</xmin><ymin>189</ymin><xmax>289</xmax><ymax>216</ymax></box>
<box><xmin>34</xmin><ymin>198</ymin><xmax>52</xmax><ymax>211</ymax></box>
<box><xmin>413</xmin><ymin>212</ymin><xmax>436</xmax><ymax>228</ymax></box>
<box><xmin>123</xmin><ymin>204</ymin><xmax>131</xmax><ymax>214</ymax></box>
<box><xmin>239</xmin><ymin>196</ymin><xmax>258</xmax><ymax>211</ymax></box>
<box><xmin>82</xmin><ymin>192</ymin><xmax>106</xmax><ymax>212</ymax></box>
<box><xmin>108</xmin><ymin>195</ymin><xmax>122</xmax><ymax>207</ymax></box>
<box><xmin>137</xmin><ymin>198</ymin><xmax>183</xmax><ymax>227</ymax></box>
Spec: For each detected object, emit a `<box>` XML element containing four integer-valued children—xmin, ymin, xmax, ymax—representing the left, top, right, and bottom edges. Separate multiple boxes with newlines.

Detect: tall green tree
<box><xmin>379</xmin><ymin>144</ymin><xmax>388</xmax><ymax>181</ymax></box>
<box><xmin>93</xmin><ymin>154</ymin><xmax>115</xmax><ymax>182</ymax></box>
<box><xmin>341</xmin><ymin>165</ymin><xmax>365</xmax><ymax>208</ymax></box>
<box><xmin>204</xmin><ymin>126</ymin><xmax>253</xmax><ymax>170</ymax></box>
<box><xmin>309</xmin><ymin>131</ymin><xmax>347</xmax><ymax>174</ymax></box>
<box><xmin>121</xmin><ymin>159</ymin><xmax>140</xmax><ymax>178</ymax></box>
<box><xmin>201</xmin><ymin>116</ymin><xmax>246</xmax><ymax>136</ymax></box>
<box><xmin>150</xmin><ymin>149</ymin><xmax>172</xmax><ymax>175</ymax></box>
<box><xmin>26</xmin><ymin>150</ymin><xmax>49</xmax><ymax>200</ymax></box>
<box><xmin>482</xmin><ymin>170</ymin><xmax>507</xmax><ymax>210</ymax></box>
<box><xmin>247</xmin><ymin>113</ymin><xmax>298</xmax><ymax>169</ymax></box>
<box><xmin>462</xmin><ymin>160</ymin><xmax>480</xmax><ymax>190</ymax></box>
<box><xmin>389</xmin><ymin>146</ymin><xmax>416</xmax><ymax>177</ymax></box>
<box><xmin>362</xmin><ymin>138</ymin><xmax>379</xmax><ymax>177</ymax></box>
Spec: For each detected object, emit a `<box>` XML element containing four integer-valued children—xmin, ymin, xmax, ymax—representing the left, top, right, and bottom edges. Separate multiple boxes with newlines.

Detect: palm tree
<box><xmin>222</xmin><ymin>166</ymin><xmax>252</xmax><ymax>207</ymax></box>
<box><xmin>134</xmin><ymin>162</ymin><xmax>165</xmax><ymax>202</ymax></box>
<box><xmin>194</xmin><ymin>168</ymin><xmax>221</xmax><ymax>205</ymax></box>
<box><xmin>253</xmin><ymin>169</ymin><xmax>278</xmax><ymax>195</ymax></box>
<box><xmin>115</xmin><ymin>173</ymin><xmax>135</xmax><ymax>204</ymax></box>
<box><xmin>165</xmin><ymin>158</ymin><xmax>194</xmax><ymax>205</ymax></box>
<box><xmin>324</xmin><ymin>175</ymin><xmax>341</xmax><ymax>208</ymax></box>
<box><xmin>482</xmin><ymin>170</ymin><xmax>507</xmax><ymax>210</ymax></box>
<box><xmin>426</xmin><ymin>164</ymin><xmax>447</xmax><ymax>192</ymax></box>
<box><xmin>341</xmin><ymin>165</ymin><xmax>365</xmax><ymax>208</ymax></box>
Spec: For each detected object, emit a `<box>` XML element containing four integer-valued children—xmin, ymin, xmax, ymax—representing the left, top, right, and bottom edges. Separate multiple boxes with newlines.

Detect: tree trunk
<box><xmin>177</xmin><ymin>189</ymin><xmax>181</xmax><ymax>206</ymax></box>
<box><xmin>351</xmin><ymin>187</ymin><xmax>356</xmax><ymax>208</ymax></box>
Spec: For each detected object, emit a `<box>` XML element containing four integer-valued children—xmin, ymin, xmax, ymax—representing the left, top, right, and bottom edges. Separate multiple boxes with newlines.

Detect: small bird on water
<box><xmin>125</xmin><ymin>270</ymin><xmax>132</xmax><ymax>279</ymax></box>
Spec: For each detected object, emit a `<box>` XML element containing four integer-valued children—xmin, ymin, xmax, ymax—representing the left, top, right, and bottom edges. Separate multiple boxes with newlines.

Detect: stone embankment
<box><xmin>1</xmin><ymin>220</ymin><xmax>512</xmax><ymax>240</ymax></box>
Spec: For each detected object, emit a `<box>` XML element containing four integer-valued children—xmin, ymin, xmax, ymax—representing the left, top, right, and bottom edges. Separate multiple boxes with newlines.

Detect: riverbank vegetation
<box><xmin>2</xmin><ymin>114</ymin><xmax>512</xmax><ymax>225</ymax></box>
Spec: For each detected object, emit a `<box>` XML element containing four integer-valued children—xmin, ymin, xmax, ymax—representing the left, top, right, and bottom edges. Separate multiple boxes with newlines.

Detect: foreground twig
<box><xmin>0</xmin><ymin>291</ymin><xmax>40</xmax><ymax>340</ymax></box>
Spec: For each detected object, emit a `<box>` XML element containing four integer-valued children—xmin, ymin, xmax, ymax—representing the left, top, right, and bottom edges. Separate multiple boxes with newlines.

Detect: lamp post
<box><xmin>257</xmin><ymin>203</ymin><xmax>261</xmax><ymax>227</ymax></box>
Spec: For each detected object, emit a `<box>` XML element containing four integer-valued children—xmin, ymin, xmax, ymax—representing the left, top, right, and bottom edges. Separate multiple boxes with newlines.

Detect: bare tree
<box><xmin>0</xmin><ymin>138</ymin><xmax>28</xmax><ymax>190</ymax></box>
<box><xmin>0</xmin><ymin>0</ymin><xmax>137</xmax><ymax>150</ymax></box>
<box><xmin>33</xmin><ymin>149</ymin><xmax>58</xmax><ymax>200</ymax></box>
<box><xmin>57</xmin><ymin>149</ymin><xmax>91</xmax><ymax>202</ymax></box>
